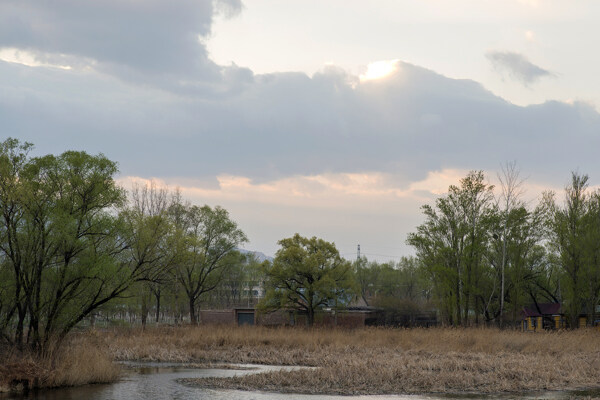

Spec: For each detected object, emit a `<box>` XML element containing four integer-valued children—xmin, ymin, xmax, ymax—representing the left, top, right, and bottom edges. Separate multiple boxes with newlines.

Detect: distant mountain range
<box><xmin>236</xmin><ymin>248</ymin><xmax>274</xmax><ymax>263</ymax></box>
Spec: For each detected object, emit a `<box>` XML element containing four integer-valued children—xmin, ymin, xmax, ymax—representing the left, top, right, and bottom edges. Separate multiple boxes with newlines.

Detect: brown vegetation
<box><xmin>103</xmin><ymin>325</ymin><xmax>600</xmax><ymax>395</ymax></box>
<box><xmin>0</xmin><ymin>334</ymin><xmax>120</xmax><ymax>393</ymax></box>
<box><xmin>3</xmin><ymin>326</ymin><xmax>600</xmax><ymax>395</ymax></box>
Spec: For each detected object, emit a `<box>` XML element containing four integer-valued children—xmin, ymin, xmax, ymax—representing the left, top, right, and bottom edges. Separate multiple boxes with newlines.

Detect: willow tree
<box><xmin>0</xmin><ymin>138</ymin><xmax>172</xmax><ymax>354</ymax></box>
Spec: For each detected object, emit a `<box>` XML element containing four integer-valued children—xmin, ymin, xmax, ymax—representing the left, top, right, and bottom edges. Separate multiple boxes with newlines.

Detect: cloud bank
<box><xmin>3</xmin><ymin>58</ymin><xmax>597</xmax><ymax>187</ymax></box>
<box><xmin>1</xmin><ymin>1</ymin><xmax>599</xmax><ymax>256</ymax></box>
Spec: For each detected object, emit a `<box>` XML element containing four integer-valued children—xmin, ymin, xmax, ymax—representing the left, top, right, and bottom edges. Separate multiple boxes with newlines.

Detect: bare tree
<box><xmin>496</xmin><ymin>161</ymin><xmax>526</xmax><ymax>326</ymax></box>
<box><xmin>123</xmin><ymin>181</ymin><xmax>172</xmax><ymax>327</ymax></box>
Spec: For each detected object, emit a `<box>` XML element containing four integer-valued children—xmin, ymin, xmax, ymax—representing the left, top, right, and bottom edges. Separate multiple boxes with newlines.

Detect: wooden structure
<box><xmin>198</xmin><ymin>307</ymin><xmax>380</xmax><ymax>327</ymax></box>
<box><xmin>200</xmin><ymin>308</ymin><xmax>257</xmax><ymax>326</ymax></box>
<box><xmin>521</xmin><ymin>303</ymin><xmax>564</xmax><ymax>332</ymax></box>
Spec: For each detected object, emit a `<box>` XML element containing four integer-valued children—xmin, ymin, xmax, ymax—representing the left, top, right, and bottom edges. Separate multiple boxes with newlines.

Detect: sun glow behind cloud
<box><xmin>359</xmin><ymin>59</ymin><xmax>400</xmax><ymax>82</ymax></box>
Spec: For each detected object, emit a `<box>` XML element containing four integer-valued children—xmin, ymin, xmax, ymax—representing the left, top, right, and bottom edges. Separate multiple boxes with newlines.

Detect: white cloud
<box><xmin>0</xmin><ymin>47</ymin><xmax>73</xmax><ymax>70</ymax></box>
<box><xmin>116</xmin><ymin>167</ymin><xmax>568</xmax><ymax>258</ymax></box>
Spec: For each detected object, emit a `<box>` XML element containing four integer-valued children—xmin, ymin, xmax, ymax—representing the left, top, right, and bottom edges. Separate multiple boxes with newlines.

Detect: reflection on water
<box><xmin>1</xmin><ymin>362</ymin><xmax>598</xmax><ymax>400</ymax></box>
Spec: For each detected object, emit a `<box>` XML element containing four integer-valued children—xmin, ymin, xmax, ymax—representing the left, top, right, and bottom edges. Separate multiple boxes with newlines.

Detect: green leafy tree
<box><xmin>119</xmin><ymin>181</ymin><xmax>173</xmax><ymax>327</ymax></box>
<box><xmin>0</xmin><ymin>138</ymin><xmax>183</xmax><ymax>354</ymax></box>
<box><xmin>0</xmin><ymin>139</ymin><xmax>133</xmax><ymax>352</ymax></box>
<box><xmin>260</xmin><ymin>234</ymin><xmax>356</xmax><ymax>327</ymax></box>
<box><xmin>407</xmin><ymin>171</ymin><xmax>495</xmax><ymax>326</ymax></box>
<box><xmin>548</xmin><ymin>172</ymin><xmax>600</xmax><ymax>326</ymax></box>
<box><xmin>169</xmin><ymin>199</ymin><xmax>247</xmax><ymax>325</ymax></box>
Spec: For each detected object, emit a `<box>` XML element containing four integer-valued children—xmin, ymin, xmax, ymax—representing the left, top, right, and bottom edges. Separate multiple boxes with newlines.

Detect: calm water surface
<box><xmin>1</xmin><ymin>362</ymin><xmax>597</xmax><ymax>400</ymax></box>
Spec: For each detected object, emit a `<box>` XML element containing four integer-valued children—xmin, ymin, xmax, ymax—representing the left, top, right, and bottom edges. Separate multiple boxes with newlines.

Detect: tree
<box><xmin>205</xmin><ymin>252</ymin><xmax>267</xmax><ymax>308</ymax></box>
<box><xmin>548</xmin><ymin>172</ymin><xmax>600</xmax><ymax>326</ymax></box>
<box><xmin>119</xmin><ymin>181</ymin><xmax>172</xmax><ymax>327</ymax></box>
<box><xmin>494</xmin><ymin>161</ymin><xmax>525</xmax><ymax>326</ymax></box>
<box><xmin>407</xmin><ymin>171</ymin><xmax>495</xmax><ymax>326</ymax></box>
<box><xmin>0</xmin><ymin>139</ymin><xmax>140</xmax><ymax>353</ymax></box>
<box><xmin>583</xmin><ymin>190</ymin><xmax>600</xmax><ymax>326</ymax></box>
<box><xmin>0</xmin><ymin>138</ymin><xmax>184</xmax><ymax>354</ymax></box>
<box><xmin>260</xmin><ymin>234</ymin><xmax>356</xmax><ymax>327</ymax></box>
<box><xmin>170</xmin><ymin>200</ymin><xmax>247</xmax><ymax>325</ymax></box>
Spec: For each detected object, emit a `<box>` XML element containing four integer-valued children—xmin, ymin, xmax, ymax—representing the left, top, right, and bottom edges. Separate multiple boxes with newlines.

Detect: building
<box><xmin>521</xmin><ymin>303</ymin><xmax>564</xmax><ymax>331</ymax></box>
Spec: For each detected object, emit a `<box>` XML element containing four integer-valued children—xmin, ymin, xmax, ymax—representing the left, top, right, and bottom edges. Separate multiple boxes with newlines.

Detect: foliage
<box><xmin>407</xmin><ymin>169</ymin><xmax>600</xmax><ymax>328</ymax></box>
<box><xmin>0</xmin><ymin>138</ymin><xmax>250</xmax><ymax>353</ymax></box>
<box><xmin>0</xmin><ymin>138</ymin><xmax>133</xmax><ymax>353</ymax></box>
<box><xmin>407</xmin><ymin>171</ymin><xmax>497</xmax><ymax>325</ymax></box>
<box><xmin>547</xmin><ymin>173</ymin><xmax>600</xmax><ymax>325</ymax></box>
<box><xmin>260</xmin><ymin>234</ymin><xmax>356</xmax><ymax>326</ymax></box>
<box><xmin>168</xmin><ymin>196</ymin><xmax>248</xmax><ymax>324</ymax></box>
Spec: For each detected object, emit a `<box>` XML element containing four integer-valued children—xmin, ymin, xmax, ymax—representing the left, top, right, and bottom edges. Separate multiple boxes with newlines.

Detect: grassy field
<box><xmin>2</xmin><ymin>326</ymin><xmax>600</xmax><ymax>395</ymax></box>
<box><xmin>103</xmin><ymin>325</ymin><xmax>600</xmax><ymax>395</ymax></box>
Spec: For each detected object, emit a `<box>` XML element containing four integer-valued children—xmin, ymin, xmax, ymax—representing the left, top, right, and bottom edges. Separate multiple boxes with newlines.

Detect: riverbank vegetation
<box><xmin>2</xmin><ymin>138</ymin><xmax>600</xmax><ymax>394</ymax></box>
<box><xmin>37</xmin><ymin>326</ymin><xmax>600</xmax><ymax>394</ymax></box>
<box><xmin>105</xmin><ymin>326</ymin><xmax>600</xmax><ymax>394</ymax></box>
<box><xmin>0</xmin><ymin>334</ymin><xmax>119</xmax><ymax>392</ymax></box>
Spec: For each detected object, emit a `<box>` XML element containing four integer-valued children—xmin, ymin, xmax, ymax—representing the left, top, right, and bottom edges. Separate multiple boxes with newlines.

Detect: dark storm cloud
<box><xmin>0</xmin><ymin>0</ymin><xmax>243</xmax><ymax>91</ymax></box>
<box><xmin>487</xmin><ymin>51</ymin><xmax>554</xmax><ymax>86</ymax></box>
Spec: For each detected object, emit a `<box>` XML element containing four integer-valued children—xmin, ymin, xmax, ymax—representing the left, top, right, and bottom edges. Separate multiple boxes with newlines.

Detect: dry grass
<box><xmin>101</xmin><ymin>325</ymin><xmax>600</xmax><ymax>395</ymax></box>
<box><xmin>3</xmin><ymin>326</ymin><xmax>599</xmax><ymax>395</ymax></box>
<box><xmin>0</xmin><ymin>334</ymin><xmax>120</xmax><ymax>393</ymax></box>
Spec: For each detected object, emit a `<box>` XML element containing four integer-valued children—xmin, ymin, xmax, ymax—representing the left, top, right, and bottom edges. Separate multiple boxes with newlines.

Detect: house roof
<box><xmin>522</xmin><ymin>303</ymin><xmax>561</xmax><ymax>318</ymax></box>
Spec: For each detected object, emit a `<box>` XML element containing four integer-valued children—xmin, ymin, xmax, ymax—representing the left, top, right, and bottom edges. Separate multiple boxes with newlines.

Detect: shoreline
<box><xmin>2</xmin><ymin>326</ymin><xmax>600</xmax><ymax>396</ymax></box>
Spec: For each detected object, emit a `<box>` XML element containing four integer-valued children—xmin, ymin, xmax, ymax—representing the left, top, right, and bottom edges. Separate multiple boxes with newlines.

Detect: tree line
<box><xmin>2</xmin><ymin>138</ymin><xmax>599</xmax><ymax>355</ymax></box>
<box><xmin>408</xmin><ymin>166</ymin><xmax>600</xmax><ymax>328</ymax></box>
<box><xmin>0</xmin><ymin>139</ymin><xmax>247</xmax><ymax>354</ymax></box>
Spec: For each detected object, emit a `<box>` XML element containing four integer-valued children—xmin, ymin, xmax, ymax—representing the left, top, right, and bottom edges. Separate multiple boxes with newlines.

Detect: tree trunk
<box><xmin>155</xmin><ymin>289</ymin><xmax>161</xmax><ymax>323</ymax></box>
<box><xmin>455</xmin><ymin>278</ymin><xmax>461</xmax><ymax>326</ymax></box>
<box><xmin>307</xmin><ymin>308</ymin><xmax>314</xmax><ymax>327</ymax></box>
<box><xmin>141</xmin><ymin>297</ymin><xmax>148</xmax><ymax>328</ymax></box>
<box><xmin>16</xmin><ymin>304</ymin><xmax>26</xmax><ymax>350</ymax></box>
<box><xmin>189</xmin><ymin>297</ymin><xmax>197</xmax><ymax>325</ymax></box>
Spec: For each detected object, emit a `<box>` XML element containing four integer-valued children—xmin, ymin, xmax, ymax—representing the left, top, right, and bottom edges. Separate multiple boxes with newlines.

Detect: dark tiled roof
<box><xmin>522</xmin><ymin>303</ymin><xmax>561</xmax><ymax>317</ymax></box>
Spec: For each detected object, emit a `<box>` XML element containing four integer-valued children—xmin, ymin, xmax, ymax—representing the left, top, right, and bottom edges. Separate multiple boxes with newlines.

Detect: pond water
<box><xmin>1</xmin><ymin>362</ymin><xmax>597</xmax><ymax>400</ymax></box>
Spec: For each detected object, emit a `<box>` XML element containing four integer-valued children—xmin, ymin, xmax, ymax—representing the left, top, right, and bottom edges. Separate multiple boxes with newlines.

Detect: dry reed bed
<box><xmin>102</xmin><ymin>326</ymin><xmax>600</xmax><ymax>394</ymax></box>
<box><xmin>0</xmin><ymin>337</ymin><xmax>120</xmax><ymax>392</ymax></box>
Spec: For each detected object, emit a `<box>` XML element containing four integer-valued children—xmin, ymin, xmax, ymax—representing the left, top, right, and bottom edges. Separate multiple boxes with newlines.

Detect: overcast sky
<box><xmin>1</xmin><ymin>0</ymin><xmax>599</xmax><ymax>261</ymax></box>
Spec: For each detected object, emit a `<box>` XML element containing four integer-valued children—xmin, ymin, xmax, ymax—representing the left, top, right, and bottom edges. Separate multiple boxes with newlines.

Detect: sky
<box><xmin>1</xmin><ymin>0</ymin><xmax>599</xmax><ymax>261</ymax></box>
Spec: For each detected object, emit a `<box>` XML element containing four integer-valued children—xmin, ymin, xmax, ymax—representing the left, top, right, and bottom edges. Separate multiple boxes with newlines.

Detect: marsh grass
<box><xmin>3</xmin><ymin>326</ymin><xmax>599</xmax><ymax>395</ymax></box>
<box><xmin>0</xmin><ymin>335</ymin><xmax>120</xmax><ymax>393</ymax></box>
<box><xmin>103</xmin><ymin>325</ymin><xmax>600</xmax><ymax>394</ymax></box>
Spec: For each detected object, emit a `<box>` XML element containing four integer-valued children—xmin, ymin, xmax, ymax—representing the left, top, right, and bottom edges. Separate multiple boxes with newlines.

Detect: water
<box><xmin>1</xmin><ymin>362</ymin><xmax>598</xmax><ymax>400</ymax></box>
